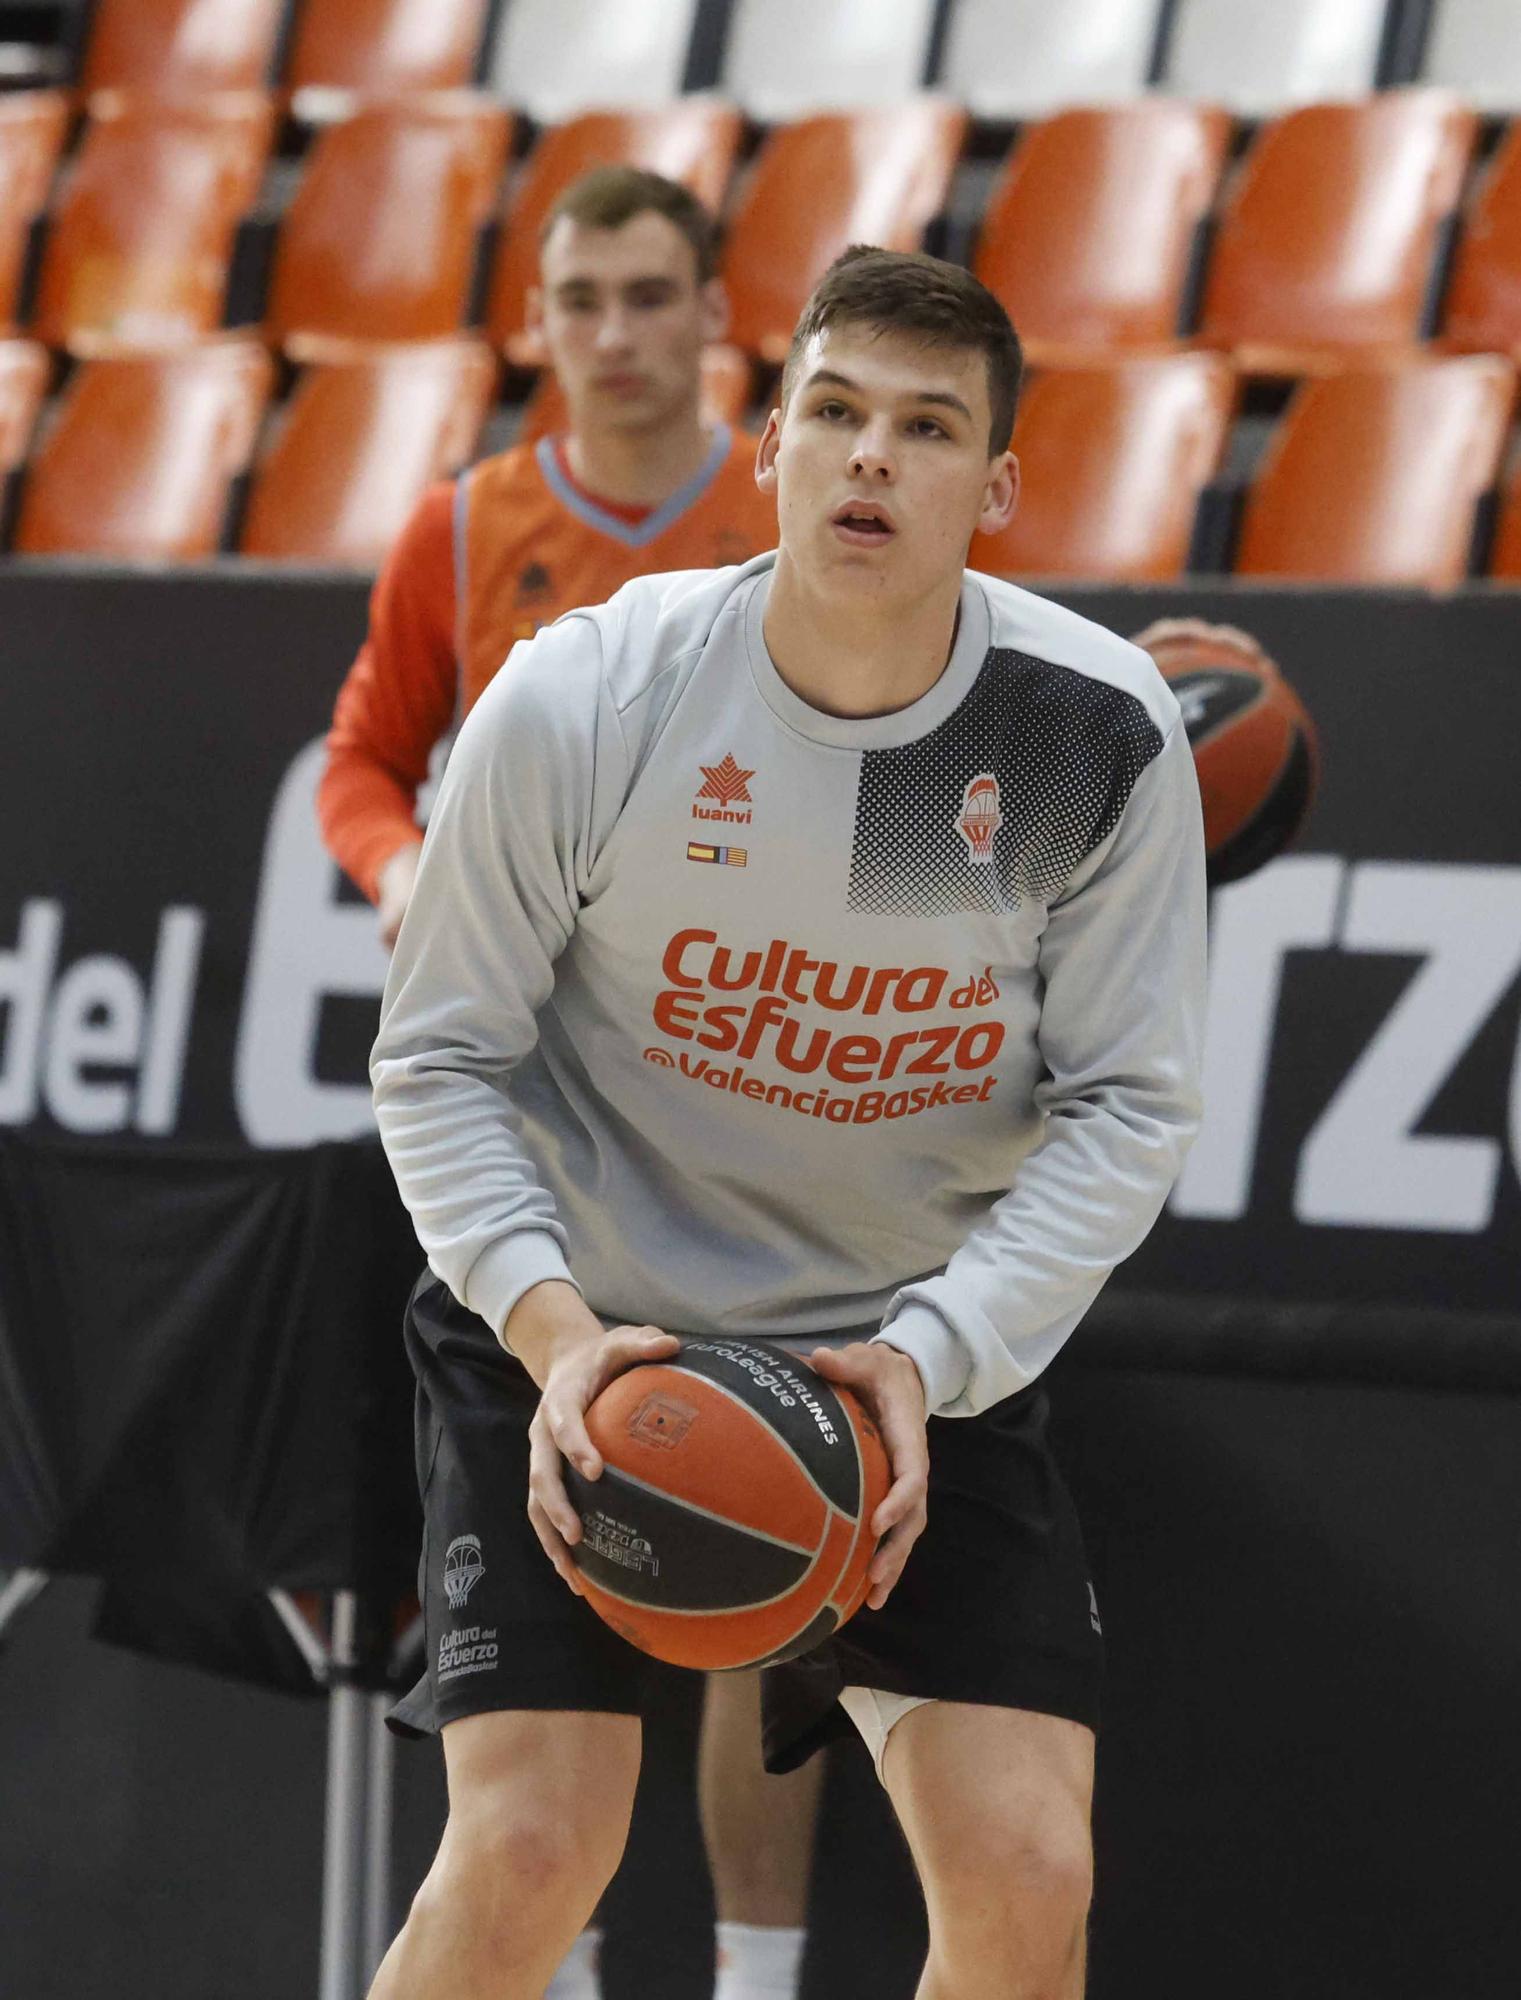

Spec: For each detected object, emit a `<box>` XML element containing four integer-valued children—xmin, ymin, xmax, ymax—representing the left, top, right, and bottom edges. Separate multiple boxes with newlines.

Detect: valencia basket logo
<box><xmin>956</xmin><ymin>774</ymin><xmax>1003</xmax><ymax>864</ymax></box>
<box><xmin>443</xmin><ymin>1533</ymin><xmax>485</xmax><ymax>1610</ymax></box>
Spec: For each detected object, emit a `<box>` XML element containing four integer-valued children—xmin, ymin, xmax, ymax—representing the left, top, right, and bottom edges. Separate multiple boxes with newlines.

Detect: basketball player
<box><xmin>318</xmin><ymin>165</ymin><xmax>776</xmax><ymax>949</ymax></box>
<box><xmin>368</xmin><ymin>246</ymin><xmax>1205</xmax><ymax>1999</ymax></box>
<box><xmin>317</xmin><ymin>167</ymin><xmax>804</xmax><ymax>1999</ymax></box>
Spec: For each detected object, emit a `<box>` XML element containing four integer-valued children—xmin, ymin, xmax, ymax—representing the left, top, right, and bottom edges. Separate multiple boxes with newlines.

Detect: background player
<box><xmin>368</xmin><ymin>246</ymin><xmax>1205</xmax><ymax>1999</ymax></box>
<box><xmin>317</xmin><ymin>165</ymin><xmax>775</xmax><ymax>948</ymax></box>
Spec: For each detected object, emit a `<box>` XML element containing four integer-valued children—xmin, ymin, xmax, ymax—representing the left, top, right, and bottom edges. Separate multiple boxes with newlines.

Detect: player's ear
<box><xmin>754</xmin><ymin>408</ymin><xmax>782</xmax><ymax>496</ymax></box>
<box><xmin>699</xmin><ymin>279</ymin><xmax>729</xmax><ymax>344</ymax></box>
<box><xmin>977</xmin><ymin>452</ymin><xmax>1018</xmax><ymax>537</ymax></box>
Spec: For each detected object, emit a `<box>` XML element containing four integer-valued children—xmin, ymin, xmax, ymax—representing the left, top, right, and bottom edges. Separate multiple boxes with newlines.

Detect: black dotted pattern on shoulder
<box><xmin>847</xmin><ymin>649</ymin><xmax>1164</xmax><ymax>918</ymax></box>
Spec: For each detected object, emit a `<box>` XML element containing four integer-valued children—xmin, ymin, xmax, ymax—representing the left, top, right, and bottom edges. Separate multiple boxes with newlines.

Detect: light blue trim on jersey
<box><xmin>534</xmin><ymin>424</ymin><xmax>733</xmax><ymax>548</ymax></box>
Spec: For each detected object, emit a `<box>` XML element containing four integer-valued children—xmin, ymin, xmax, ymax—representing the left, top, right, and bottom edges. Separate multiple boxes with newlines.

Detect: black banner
<box><xmin>3</xmin><ymin>563</ymin><xmax>1519</xmax><ymax>1319</ymax></box>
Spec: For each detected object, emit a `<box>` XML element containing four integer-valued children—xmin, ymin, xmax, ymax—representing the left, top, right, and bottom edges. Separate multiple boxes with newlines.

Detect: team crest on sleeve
<box><xmin>956</xmin><ymin>774</ymin><xmax>1003</xmax><ymax>863</ymax></box>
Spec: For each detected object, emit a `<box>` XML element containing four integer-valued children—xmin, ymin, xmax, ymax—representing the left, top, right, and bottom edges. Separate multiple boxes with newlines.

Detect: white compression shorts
<box><xmin>837</xmin><ymin>1686</ymin><xmax>933</xmax><ymax>1786</ymax></box>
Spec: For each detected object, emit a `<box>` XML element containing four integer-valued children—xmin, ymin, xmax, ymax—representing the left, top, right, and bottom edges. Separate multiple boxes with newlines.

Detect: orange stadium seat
<box><xmin>31</xmin><ymin>93</ymin><xmax>273</xmax><ymax>355</ymax></box>
<box><xmin>1235</xmin><ymin>356</ymin><xmax>1515</xmax><ymax>587</ymax></box>
<box><xmin>968</xmin><ymin>354</ymin><xmax>1236</xmax><ymax>581</ymax></box>
<box><xmin>515</xmin><ymin>344</ymin><xmax>753</xmax><ymax>444</ymax></box>
<box><xmin>0</xmin><ymin>337</ymin><xmax>49</xmax><ymax>480</ymax></box>
<box><xmin>1487</xmin><ymin>457</ymin><xmax>1521</xmax><ymax>578</ymax></box>
<box><xmin>1442</xmin><ymin>122</ymin><xmax>1521</xmax><ymax>358</ymax></box>
<box><xmin>1197</xmin><ymin>93</ymin><xmax>1479</xmax><ymax>377</ymax></box>
<box><xmin>486</xmin><ymin>103</ymin><xmax>744</xmax><ymax>364</ymax></box>
<box><xmin>721</xmin><ymin>103</ymin><xmax>968</xmax><ymax>366</ymax></box>
<box><xmin>14</xmin><ymin>337</ymin><xmax>273</xmax><ymax>559</ymax></box>
<box><xmin>265</xmin><ymin>96</ymin><xmax>512</xmax><ymax>350</ymax></box>
<box><xmin>80</xmin><ymin>0</ymin><xmax>286</xmax><ymax>97</ymax></box>
<box><xmin>240</xmin><ymin>336</ymin><xmax>496</xmax><ymax>565</ymax></box>
<box><xmin>0</xmin><ymin>93</ymin><xmax>69</xmax><ymax>332</ymax></box>
<box><xmin>286</xmin><ymin>0</ymin><xmax>491</xmax><ymax>117</ymax></box>
<box><xmin>974</xmin><ymin>102</ymin><xmax>1231</xmax><ymax>364</ymax></box>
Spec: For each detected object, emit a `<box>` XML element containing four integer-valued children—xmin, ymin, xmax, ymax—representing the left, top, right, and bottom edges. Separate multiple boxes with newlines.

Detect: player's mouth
<box><xmin>595</xmin><ymin>371</ymin><xmax>649</xmax><ymax>395</ymax></box>
<box><xmin>830</xmin><ymin>500</ymin><xmax>897</xmax><ymax>547</ymax></box>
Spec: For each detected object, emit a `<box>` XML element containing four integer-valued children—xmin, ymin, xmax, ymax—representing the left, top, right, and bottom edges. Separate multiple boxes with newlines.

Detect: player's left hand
<box><xmin>809</xmin><ymin>1342</ymin><xmax>928</xmax><ymax>1611</ymax></box>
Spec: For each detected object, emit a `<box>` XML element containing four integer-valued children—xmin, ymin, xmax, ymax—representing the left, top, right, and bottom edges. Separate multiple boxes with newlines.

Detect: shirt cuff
<box><xmin>462</xmin><ymin>1230</ymin><xmax>580</xmax><ymax>1346</ymax></box>
<box><xmin>872</xmin><ymin>1304</ymin><xmax>971</xmax><ymax>1417</ymax></box>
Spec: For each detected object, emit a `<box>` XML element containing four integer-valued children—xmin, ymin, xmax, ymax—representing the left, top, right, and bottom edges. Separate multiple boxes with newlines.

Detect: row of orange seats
<box><xmin>4</xmin><ymin>336</ymin><xmax>1520</xmax><ymax>586</ymax></box>
<box><xmin>6</xmin><ymin>89</ymin><xmax>1521</xmax><ymax>382</ymax></box>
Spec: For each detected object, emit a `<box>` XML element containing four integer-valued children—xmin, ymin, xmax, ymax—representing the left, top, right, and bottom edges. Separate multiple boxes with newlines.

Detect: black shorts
<box><xmin>389</xmin><ymin>1275</ymin><xmax>1103</xmax><ymax>1771</ymax></box>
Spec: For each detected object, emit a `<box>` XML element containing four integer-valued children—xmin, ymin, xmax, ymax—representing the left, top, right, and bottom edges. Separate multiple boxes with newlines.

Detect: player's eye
<box><xmin>815</xmin><ymin>400</ymin><xmax>851</xmax><ymax>421</ymax></box>
<box><xmin>909</xmin><ymin>416</ymin><xmax>949</xmax><ymax>439</ymax></box>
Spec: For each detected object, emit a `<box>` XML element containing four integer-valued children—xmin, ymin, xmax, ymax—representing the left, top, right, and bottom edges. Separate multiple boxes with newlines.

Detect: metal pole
<box><xmin>362</xmin><ymin>1691</ymin><xmax>397</xmax><ymax>1982</ymax></box>
<box><xmin>319</xmin><ymin>1590</ymin><xmax>369</xmax><ymax>2000</ymax></box>
<box><xmin>0</xmin><ymin>1568</ymin><xmax>48</xmax><ymax>1643</ymax></box>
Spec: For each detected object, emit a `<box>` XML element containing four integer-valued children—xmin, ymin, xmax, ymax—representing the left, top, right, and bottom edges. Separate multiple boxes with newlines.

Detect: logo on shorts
<box><xmin>956</xmin><ymin>774</ymin><xmax>1003</xmax><ymax>863</ymax></box>
<box><xmin>627</xmin><ymin>1391</ymin><xmax>699</xmax><ymax>1450</ymax></box>
<box><xmin>1087</xmin><ymin>1582</ymin><xmax>1103</xmax><ymax>1636</ymax></box>
<box><xmin>444</xmin><ymin>1532</ymin><xmax>485</xmax><ymax>1610</ymax></box>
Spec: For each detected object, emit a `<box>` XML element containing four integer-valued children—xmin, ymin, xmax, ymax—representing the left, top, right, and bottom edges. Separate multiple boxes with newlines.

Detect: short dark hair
<box><xmin>783</xmin><ymin>246</ymin><xmax>1023</xmax><ymax>455</ymax></box>
<box><xmin>541</xmin><ymin>165</ymin><xmax>719</xmax><ymax>284</ymax></box>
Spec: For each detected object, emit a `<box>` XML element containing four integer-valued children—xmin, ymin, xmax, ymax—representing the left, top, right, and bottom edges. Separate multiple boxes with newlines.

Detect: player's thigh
<box><xmin>881</xmin><ymin>1700</ymin><xmax>1094</xmax><ymax>1913</ymax></box>
<box><xmin>438</xmin><ymin>1708</ymin><xmax>644</xmax><ymax>1884</ymax></box>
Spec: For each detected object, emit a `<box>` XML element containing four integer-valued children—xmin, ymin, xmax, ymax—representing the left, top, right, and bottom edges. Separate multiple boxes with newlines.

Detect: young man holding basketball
<box><xmin>370</xmin><ymin>248</ymin><xmax>1206</xmax><ymax>1998</ymax></box>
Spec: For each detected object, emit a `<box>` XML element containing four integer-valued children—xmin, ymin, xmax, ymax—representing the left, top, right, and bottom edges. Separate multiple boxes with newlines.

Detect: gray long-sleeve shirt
<box><xmin>371</xmin><ymin>553</ymin><xmax>1206</xmax><ymax>1417</ymax></box>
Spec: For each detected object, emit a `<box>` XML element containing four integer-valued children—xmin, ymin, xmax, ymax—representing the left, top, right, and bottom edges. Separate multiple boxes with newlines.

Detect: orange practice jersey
<box><xmin>318</xmin><ymin>424</ymin><xmax>776</xmax><ymax>901</ymax></box>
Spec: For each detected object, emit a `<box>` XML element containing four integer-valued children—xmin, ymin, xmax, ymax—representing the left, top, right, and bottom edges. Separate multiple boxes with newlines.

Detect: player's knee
<box><xmin>439</xmin><ymin>1791</ymin><xmax>621</xmax><ymax>1922</ymax></box>
<box><xmin>928</xmin><ymin>1797</ymin><xmax>1093</xmax><ymax>1935</ymax></box>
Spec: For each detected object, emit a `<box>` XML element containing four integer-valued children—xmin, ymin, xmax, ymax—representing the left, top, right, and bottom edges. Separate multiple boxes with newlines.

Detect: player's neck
<box><xmin>562</xmin><ymin>408</ymin><xmax>714</xmax><ymax>508</ymax></box>
<box><xmin>762</xmin><ymin>549</ymin><xmax>963</xmax><ymax>720</ymax></box>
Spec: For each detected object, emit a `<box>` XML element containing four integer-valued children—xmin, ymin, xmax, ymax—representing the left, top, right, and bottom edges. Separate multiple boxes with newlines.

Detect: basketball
<box><xmin>562</xmin><ymin>1338</ymin><xmax>891</xmax><ymax>1672</ymax></box>
<box><xmin>1140</xmin><ymin>620</ymin><xmax>1320</xmax><ymax>886</ymax></box>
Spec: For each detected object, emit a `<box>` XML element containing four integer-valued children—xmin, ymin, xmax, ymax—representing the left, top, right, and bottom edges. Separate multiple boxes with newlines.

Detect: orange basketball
<box><xmin>563</xmin><ymin>1339</ymin><xmax>891</xmax><ymax>1672</ymax></box>
<box><xmin>1142</xmin><ymin>621</ymin><xmax>1319</xmax><ymax>886</ymax></box>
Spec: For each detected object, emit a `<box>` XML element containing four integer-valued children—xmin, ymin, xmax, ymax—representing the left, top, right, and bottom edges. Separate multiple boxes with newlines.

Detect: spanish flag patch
<box><xmin>686</xmin><ymin>842</ymin><xmax>748</xmax><ymax>867</ymax></box>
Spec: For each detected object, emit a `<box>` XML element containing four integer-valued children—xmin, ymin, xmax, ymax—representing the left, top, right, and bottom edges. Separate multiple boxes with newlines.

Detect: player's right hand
<box><xmin>516</xmin><ymin>1304</ymin><xmax>680</xmax><ymax>1596</ymax></box>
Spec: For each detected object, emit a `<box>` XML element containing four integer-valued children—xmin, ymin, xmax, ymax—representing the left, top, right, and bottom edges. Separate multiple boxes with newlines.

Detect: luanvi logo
<box><xmin>693</xmin><ymin>754</ymin><xmax>754</xmax><ymax>824</ymax></box>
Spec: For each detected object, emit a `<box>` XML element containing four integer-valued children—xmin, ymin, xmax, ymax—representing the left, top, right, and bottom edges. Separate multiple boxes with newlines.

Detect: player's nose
<box><xmin>848</xmin><ymin>419</ymin><xmax>896</xmax><ymax>481</ymax></box>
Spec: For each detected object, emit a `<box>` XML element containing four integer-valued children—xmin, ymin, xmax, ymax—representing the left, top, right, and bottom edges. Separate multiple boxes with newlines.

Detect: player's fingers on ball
<box><xmin>872</xmin><ymin>1462</ymin><xmax>928</xmax><ymax>1539</ymax></box>
<box><xmin>608</xmin><ymin>1325</ymin><xmax>680</xmax><ymax>1369</ymax></box>
<box><xmin>544</xmin><ymin>1393</ymin><xmax>600</xmax><ymax>1482</ymax></box>
<box><xmin>529</xmin><ymin>1421</ymin><xmax>584</xmax><ymax>1540</ymax></box>
<box><xmin>526</xmin><ymin>1497</ymin><xmax>584</xmax><ymax>1594</ymax></box>
<box><xmin>866</xmin><ymin>1512</ymin><xmax>926</xmax><ymax>1607</ymax></box>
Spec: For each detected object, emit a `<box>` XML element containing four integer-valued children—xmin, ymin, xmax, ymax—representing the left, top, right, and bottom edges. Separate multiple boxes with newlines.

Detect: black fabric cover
<box><xmin>0</xmin><ymin>1133</ymin><xmax>422</xmax><ymax>1689</ymax></box>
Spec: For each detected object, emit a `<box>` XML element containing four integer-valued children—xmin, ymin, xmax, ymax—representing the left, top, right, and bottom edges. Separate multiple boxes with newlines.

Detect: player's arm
<box><xmin>316</xmin><ymin>484</ymin><xmax>459</xmax><ymax>941</ymax></box>
<box><xmin>874</xmin><ymin>714</ymin><xmax>1207</xmax><ymax>1418</ymax></box>
<box><xmin>369</xmin><ymin>612</ymin><xmax>679</xmax><ymax>1585</ymax></box>
<box><xmin>371</xmin><ymin>609</ymin><xmax>615</xmax><ymax>1330</ymax></box>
